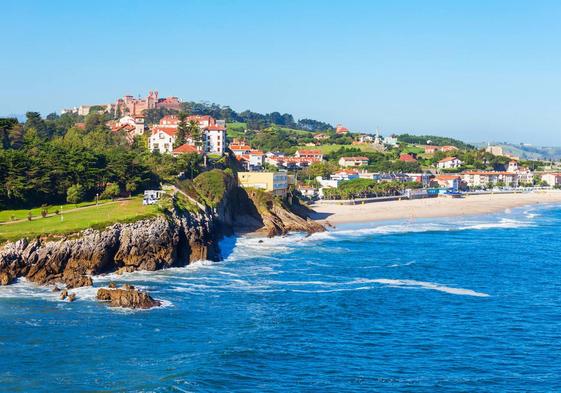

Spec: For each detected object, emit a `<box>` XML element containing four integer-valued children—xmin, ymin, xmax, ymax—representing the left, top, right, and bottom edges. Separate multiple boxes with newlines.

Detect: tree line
<box><xmin>0</xmin><ymin>112</ymin><xmax>201</xmax><ymax>209</ymax></box>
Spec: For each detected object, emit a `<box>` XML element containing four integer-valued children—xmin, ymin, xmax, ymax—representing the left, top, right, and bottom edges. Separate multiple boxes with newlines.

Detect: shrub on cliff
<box><xmin>193</xmin><ymin>169</ymin><xmax>233</xmax><ymax>208</ymax></box>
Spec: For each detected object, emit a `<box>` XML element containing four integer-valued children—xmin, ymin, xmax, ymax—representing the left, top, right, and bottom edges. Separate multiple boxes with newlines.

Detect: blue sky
<box><xmin>1</xmin><ymin>0</ymin><xmax>560</xmax><ymax>144</ymax></box>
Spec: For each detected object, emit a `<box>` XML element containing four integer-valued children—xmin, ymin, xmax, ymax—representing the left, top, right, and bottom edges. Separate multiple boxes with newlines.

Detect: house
<box><xmin>424</xmin><ymin>145</ymin><xmax>458</xmax><ymax>154</ymax></box>
<box><xmin>172</xmin><ymin>143</ymin><xmax>200</xmax><ymax>156</ymax></box>
<box><xmin>461</xmin><ymin>171</ymin><xmax>519</xmax><ymax>188</ymax></box>
<box><xmin>237</xmin><ymin>150</ymin><xmax>265</xmax><ymax>171</ymax></box>
<box><xmin>399</xmin><ymin>153</ymin><xmax>417</xmax><ymax>162</ymax></box>
<box><xmin>434</xmin><ymin>175</ymin><xmax>462</xmax><ymax>189</ymax></box>
<box><xmin>149</xmin><ymin>128</ymin><xmax>176</xmax><ymax>154</ymax></box>
<box><xmin>109</xmin><ymin>115</ymin><xmax>145</xmax><ymax>142</ymax></box>
<box><xmin>148</xmin><ymin>114</ymin><xmax>226</xmax><ymax>155</ymax></box>
<box><xmin>335</xmin><ymin>124</ymin><xmax>349</xmax><ymax>135</ymax></box>
<box><xmin>297</xmin><ymin>185</ymin><xmax>318</xmax><ymax>198</ymax></box>
<box><xmin>424</xmin><ymin>145</ymin><xmax>440</xmax><ymax>154</ymax></box>
<box><xmin>507</xmin><ymin>160</ymin><xmax>519</xmax><ymax>172</ymax></box>
<box><xmin>356</xmin><ymin>134</ymin><xmax>374</xmax><ymax>143</ymax></box>
<box><xmin>441</xmin><ymin>145</ymin><xmax>458</xmax><ymax>152</ymax></box>
<box><xmin>338</xmin><ymin>156</ymin><xmax>369</xmax><ymax>167</ymax></box>
<box><xmin>238</xmin><ymin>172</ymin><xmax>289</xmax><ymax>197</ymax></box>
<box><xmin>331</xmin><ymin>170</ymin><xmax>360</xmax><ymax>181</ymax></box>
<box><xmin>229</xmin><ymin>143</ymin><xmax>253</xmax><ymax>156</ymax></box>
<box><xmin>295</xmin><ymin>149</ymin><xmax>323</xmax><ymax>161</ymax></box>
<box><xmin>313</xmin><ymin>133</ymin><xmax>329</xmax><ymax>141</ymax></box>
<box><xmin>383</xmin><ymin>135</ymin><xmax>398</xmax><ymax>147</ymax></box>
<box><xmin>541</xmin><ymin>173</ymin><xmax>561</xmax><ymax>187</ymax></box>
<box><xmin>437</xmin><ymin>157</ymin><xmax>463</xmax><ymax>170</ymax></box>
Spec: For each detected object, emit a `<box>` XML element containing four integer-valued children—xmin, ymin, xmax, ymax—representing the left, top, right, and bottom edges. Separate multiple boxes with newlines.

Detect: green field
<box><xmin>0</xmin><ymin>197</ymin><xmax>160</xmax><ymax>243</ymax></box>
<box><xmin>227</xmin><ymin>122</ymin><xmax>315</xmax><ymax>139</ymax></box>
<box><xmin>0</xmin><ymin>199</ymin><xmax>113</xmax><ymax>223</ymax></box>
<box><xmin>226</xmin><ymin>122</ymin><xmax>247</xmax><ymax>139</ymax></box>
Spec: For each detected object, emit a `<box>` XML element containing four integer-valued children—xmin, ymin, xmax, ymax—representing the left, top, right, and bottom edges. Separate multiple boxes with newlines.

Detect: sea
<box><xmin>2</xmin><ymin>203</ymin><xmax>561</xmax><ymax>392</ymax></box>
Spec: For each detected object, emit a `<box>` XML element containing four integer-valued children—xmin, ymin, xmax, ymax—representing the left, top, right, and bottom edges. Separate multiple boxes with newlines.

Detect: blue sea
<box><xmin>2</xmin><ymin>204</ymin><xmax>561</xmax><ymax>392</ymax></box>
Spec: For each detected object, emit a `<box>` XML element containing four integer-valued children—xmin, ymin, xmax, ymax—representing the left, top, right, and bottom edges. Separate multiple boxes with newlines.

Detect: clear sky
<box><xmin>1</xmin><ymin>0</ymin><xmax>560</xmax><ymax>144</ymax></box>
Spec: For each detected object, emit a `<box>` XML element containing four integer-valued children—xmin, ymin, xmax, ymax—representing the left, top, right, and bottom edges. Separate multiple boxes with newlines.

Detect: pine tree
<box><xmin>175</xmin><ymin>112</ymin><xmax>188</xmax><ymax>147</ymax></box>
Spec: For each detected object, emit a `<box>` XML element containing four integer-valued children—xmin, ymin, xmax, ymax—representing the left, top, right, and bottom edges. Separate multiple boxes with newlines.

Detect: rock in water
<box><xmin>96</xmin><ymin>286</ymin><xmax>161</xmax><ymax>309</ymax></box>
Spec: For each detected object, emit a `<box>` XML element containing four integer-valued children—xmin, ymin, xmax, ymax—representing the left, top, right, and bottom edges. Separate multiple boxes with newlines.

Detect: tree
<box><xmin>175</xmin><ymin>112</ymin><xmax>188</xmax><ymax>147</ymax></box>
<box><xmin>66</xmin><ymin>184</ymin><xmax>85</xmax><ymax>205</ymax></box>
<box><xmin>187</xmin><ymin>120</ymin><xmax>202</xmax><ymax>149</ymax></box>
<box><xmin>24</xmin><ymin>112</ymin><xmax>49</xmax><ymax>139</ymax></box>
<box><xmin>100</xmin><ymin>183</ymin><xmax>120</xmax><ymax>200</ymax></box>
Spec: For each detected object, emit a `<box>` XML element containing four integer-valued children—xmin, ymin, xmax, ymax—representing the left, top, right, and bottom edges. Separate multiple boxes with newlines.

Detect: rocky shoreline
<box><xmin>0</xmin><ymin>184</ymin><xmax>323</xmax><ymax>309</ymax></box>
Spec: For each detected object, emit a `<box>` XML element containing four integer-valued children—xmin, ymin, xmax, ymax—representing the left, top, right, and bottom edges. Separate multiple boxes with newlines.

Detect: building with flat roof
<box><xmin>238</xmin><ymin>172</ymin><xmax>289</xmax><ymax>197</ymax></box>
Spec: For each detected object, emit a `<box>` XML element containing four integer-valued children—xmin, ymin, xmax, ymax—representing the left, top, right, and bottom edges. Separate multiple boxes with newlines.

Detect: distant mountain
<box><xmin>474</xmin><ymin>142</ymin><xmax>561</xmax><ymax>160</ymax></box>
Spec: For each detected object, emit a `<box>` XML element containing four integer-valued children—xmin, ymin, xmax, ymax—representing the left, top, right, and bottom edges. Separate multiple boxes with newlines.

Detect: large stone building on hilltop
<box><xmin>115</xmin><ymin>91</ymin><xmax>181</xmax><ymax>117</ymax></box>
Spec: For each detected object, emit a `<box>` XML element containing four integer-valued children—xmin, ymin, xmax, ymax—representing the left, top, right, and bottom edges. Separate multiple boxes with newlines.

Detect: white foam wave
<box><xmin>371</xmin><ymin>279</ymin><xmax>489</xmax><ymax>297</ymax></box>
<box><xmin>459</xmin><ymin>218</ymin><xmax>531</xmax><ymax>230</ymax></box>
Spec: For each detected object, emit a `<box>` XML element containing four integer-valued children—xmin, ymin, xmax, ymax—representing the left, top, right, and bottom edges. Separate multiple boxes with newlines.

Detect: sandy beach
<box><xmin>309</xmin><ymin>191</ymin><xmax>561</xmax><ymax>225</ymax></box>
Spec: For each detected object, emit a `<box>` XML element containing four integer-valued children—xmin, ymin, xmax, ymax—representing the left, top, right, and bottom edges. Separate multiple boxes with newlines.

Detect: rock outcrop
<box><xmin>96</xmin><ymin>285</ymin><xmax>161</xmax><ymax>309</ymax></box>
<box><xmin>0</xmin><ymin>210</ymin><xmax>219</xmax><ymax>289</ymax></box>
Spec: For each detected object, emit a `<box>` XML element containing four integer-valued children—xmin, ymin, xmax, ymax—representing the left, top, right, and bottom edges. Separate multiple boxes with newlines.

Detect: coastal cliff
<box><xmin>0</xmin><ymin>210</ymin><xmax>219</xmax><ymax>288</ymax></box>
<box><xmin>0</xmin><ymin>169</ymin><xmax>323</xmax><ymax>291</ymax></box>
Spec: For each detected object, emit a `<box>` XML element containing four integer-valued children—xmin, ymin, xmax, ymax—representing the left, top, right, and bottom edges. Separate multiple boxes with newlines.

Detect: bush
<box><xmin>101</xmin><ymin>183</ymin><xmax>120</xmax><ymax>200</ymax></box>
<box><xmin>67</xmin><ymin>184</ymin><xmax>86</xmax><ymax>205</ymax></box>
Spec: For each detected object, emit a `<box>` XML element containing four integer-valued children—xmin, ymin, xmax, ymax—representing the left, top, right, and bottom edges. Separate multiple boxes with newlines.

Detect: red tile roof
<box><xmin>152</xmin><ymin>126</ymin><xmax>176</xmax><ymax>137</ymax></box>
<box><xmin>172</xmin><ymin>144</ymin><xmax>199</xmax><ymax>154</ymax></box>
<box><xmin>399</xmin><ymin>153</ymin><xmax>417</xmax><ymax>162</ymax></box>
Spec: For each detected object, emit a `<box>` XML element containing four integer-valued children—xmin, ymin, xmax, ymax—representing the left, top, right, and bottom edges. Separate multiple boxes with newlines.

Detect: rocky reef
<box><xmin>96</xmin><ymin>284</ymin><xmax>161</xmax><ymax>309</ymax></box>
<box><xmin>0</xmin><ymin>170</ymin><xmax>323</xmax><ymax>296</ymax></box>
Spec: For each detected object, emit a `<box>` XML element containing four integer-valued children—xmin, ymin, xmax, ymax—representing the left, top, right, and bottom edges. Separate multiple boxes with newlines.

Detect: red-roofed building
<box><xmin>229</xmin><ymin>144</ymin><xmax>253</xmax><ymax>156</ymax></box>
<box><xmin>437</xmin><ymin>156</ymin><xmax>463</xmax><ymax>169</ymax></box>
<box><xmin>399</xmin><ymin>153</ymin><xmax>417</xmax><ymax>163</ymax></box>
<box><xmin>295</xmin><ymin>149</ymin><xmax>323</xmax><ymax>161</ymax></box>
<box><xmin>434</xmin><ymin>174</ymin><xmax>462</xmax><ymax>189</ymax></box>
<box><xmin>338</xmin><ymin>156</ymin><xmax>369</xmax><ymax>167</ymax></box>
<box><xmin>149</xmin><ymin>115</ymin><xmax>226</xmax><ymax>154</ymax></box>
<box><xmin>335</xmin><ymin>124</ymin><xmax>349</xmax><ymax>135</ymax></box>
<box><xmin>172</xmin><ymin>143</ymin><xmax>201</xmax><ymax>156</ymax></box>
<box><xmin>236</xmin><ymin>149</ymin><xmax>265</xmax><ymax>170</ymax></box>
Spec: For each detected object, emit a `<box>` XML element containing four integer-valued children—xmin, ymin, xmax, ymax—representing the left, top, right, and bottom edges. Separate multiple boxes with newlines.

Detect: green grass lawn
<box><xmin>0</xmin><ymin>199</ymin><xmax>112</xmax><ymax>223</ymax></box>
<box><xmin>0</xmin><ymin>197</ymin><xmax>160</xmax><ymax>243</ymax></box>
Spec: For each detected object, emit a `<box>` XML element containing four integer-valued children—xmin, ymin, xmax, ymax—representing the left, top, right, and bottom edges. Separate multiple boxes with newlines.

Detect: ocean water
<box><xmin>2</xmin><ymin>204</ymin><xmax>561</xmax><ymax>392</ymax></box>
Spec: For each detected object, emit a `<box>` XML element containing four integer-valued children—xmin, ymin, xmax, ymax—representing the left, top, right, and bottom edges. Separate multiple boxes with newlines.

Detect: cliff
<box><xmin>0</xmin><ymin>169</ymin><xmax>324</xmax><ymax>291</ymax></box>
<box><xmin>0</xmin><ymin>210</ymin><xmax>219</xmax><ymax>288</ymax></box>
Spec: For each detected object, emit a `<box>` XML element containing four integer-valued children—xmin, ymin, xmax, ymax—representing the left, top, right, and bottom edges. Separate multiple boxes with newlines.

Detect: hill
<box><xmin>474</xmin><ymin>142</ymin><xmax>561</xmax><ymax>160</ymax></box>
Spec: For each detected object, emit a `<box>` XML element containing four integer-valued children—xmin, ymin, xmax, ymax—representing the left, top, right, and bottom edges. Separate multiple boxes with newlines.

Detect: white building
<box><xmin>149</xmin><ymin>115</ymin><xmax>226</xmax><ymax>155</ymax></box>
<box><xmin>541</xmin><ymin>173</ymin><xmax>561</xmax><ymax>187</ymax></box>
<box><xmin>118</xmin><ymin>115</ymin><xmax>145</xmax><ymax>136</ymax></box>
<box><xmin>338</xmin><ymin>156</ymin><xmax>369</xmax><ymax>167</ymax></box>
<box><xmin>149</xmin><ymin>129</ymin><xmax>176</xmax><ymax>154</ymax></box>
<box><xmin>437</xmin><ymin>157</ymin><xmax>463</xmax><ymax>170</ymax></box>
<box><xmin>462</xmin><ymin>171</ymin><xmax>519</xmax><ymax>188</ymax></box>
